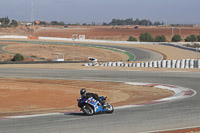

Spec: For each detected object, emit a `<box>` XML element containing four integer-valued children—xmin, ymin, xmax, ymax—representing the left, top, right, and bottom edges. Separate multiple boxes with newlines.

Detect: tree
<box><xmin>154</xmin><ymin>21</ymin><xmax>162</xmax><ymax>26</ymax></box>
<box><xmin>39</xmin><ymin>21</ymin><xmax>47</xmax><ymax>25</ymax></box>
<box><xmin>11</xmin><ymin>53</ymin><xmax>24</xmax><ymax>61</ymax></box>
<box><xmin>82</xmin><ymin>23</ymin><xmax>87</xmax><ymax>26</ymax></box>
<box><xmin>185</xmin><ymin>35</ymin><xmax>197</xmax><ymax>42</ymax></box>
<box><xmin>139</xmin><ymin>32</ymin><xmax>153</xmax><ymax>42</ymax></box>
<box><xmin>196</xmin><ymin>35</ymin><xmax>200</xmax><ymax>42</ymax></box>
<box><xmin>108</xmin><ymin>18</ymin><xmax>160</xmax><ymax>26</ymax></box>
<box><xmin>154</xmin><ymin>35</ymin><xmax>166</xmax><ymax>42</ymax></box>
<box><xmin>58</xmin><ymin>21</ymin><xmax>65</xmax><ymax>25</ymax></box>
<box><xmin>51</xmin><ymin>21</ymin><xmax>58</xmax><ymax>25</ymax></box>
<box><xmin>128</xmin><ymin>36</ymin><xmax>137</xmax><ymax>41</ymax></box>
<box><xmin>0</xmin><ymin>16</ymin><xmax>10</xmax><ymax>27</ymax></box>
<box><xmin>172</xmin><ymin>35</ymin><xmax>182</xmax><ymax>42</ymax></box>
<box><xmin>139</xmin><ymin>19</ymin><xmax>153</xmax><ymax>26</ymax></box>
<box><xmin>11</xmin><ymin>20</ymin><xmax>18</xmax><ymax>26</ymax></box>
<box><xmin>103</xmin><ymin>22</ymin><xmax>108</xmax><ymax>26</ymax></box>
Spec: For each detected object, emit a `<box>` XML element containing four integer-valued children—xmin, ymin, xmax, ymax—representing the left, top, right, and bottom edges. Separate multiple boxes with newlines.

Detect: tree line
<box><xmin>0</xmin><ymin>16</ymin><xmax>18</xmax><ymax>27</ymax></box>
<box><xmin>128</xmin><ymin>33</ymin><xmax>200</xmax><ymax>42</ymax></box>
<box><xmin>103</xmin><ymin>18</ymin><xmax>164</xmax><ymax>26</ymax></box>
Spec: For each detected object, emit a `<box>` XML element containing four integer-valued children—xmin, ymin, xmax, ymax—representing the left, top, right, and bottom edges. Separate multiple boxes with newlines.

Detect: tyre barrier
<box><xmin>84</xmin><ymin>59</ymin><xmax>200</xmax><ymax>68</ymax></box>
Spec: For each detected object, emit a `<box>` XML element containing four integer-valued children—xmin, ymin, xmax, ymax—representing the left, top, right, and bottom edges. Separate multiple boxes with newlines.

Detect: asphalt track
<box><xmin>0</xmin><ymin>68</ymin><xmax>199</xmax><ymax>133</ymax></box>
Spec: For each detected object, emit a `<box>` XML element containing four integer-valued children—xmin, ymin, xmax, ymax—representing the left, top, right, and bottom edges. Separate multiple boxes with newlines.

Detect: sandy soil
<box><xmin>0</xmin><ymin>78</ymin><xmax>173</xmax><ymax>117</ymax></box>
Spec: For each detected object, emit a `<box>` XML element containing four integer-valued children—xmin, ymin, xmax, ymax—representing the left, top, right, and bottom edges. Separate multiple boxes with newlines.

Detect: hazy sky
<box><xmin>0</xmin><ymin>0</ymin><xmax>199</xmax><ymax>24</ymax></box>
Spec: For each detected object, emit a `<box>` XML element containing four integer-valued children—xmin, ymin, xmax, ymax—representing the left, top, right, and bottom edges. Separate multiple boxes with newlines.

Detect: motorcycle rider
<box><xmin>80</xmin><ymin>88</ymin><xmax>107</xmax><ymax>108</ymax></box>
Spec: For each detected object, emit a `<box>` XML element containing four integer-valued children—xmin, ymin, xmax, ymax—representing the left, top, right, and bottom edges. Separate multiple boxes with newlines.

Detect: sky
<box><xmin>0</xmin><ymin>0</ymin><xmax>199</xmax><ymax>24</ymax></box>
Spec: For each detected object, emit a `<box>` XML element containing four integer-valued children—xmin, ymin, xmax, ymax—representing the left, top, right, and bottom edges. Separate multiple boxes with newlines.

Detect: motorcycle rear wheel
<box><xmin>82</xmin><ymin>104</ymin><xmax>94</xmax><ymax>116</ymax></box>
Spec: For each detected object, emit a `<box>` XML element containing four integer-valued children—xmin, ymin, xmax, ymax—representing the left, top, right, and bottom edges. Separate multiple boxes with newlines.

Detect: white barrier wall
<box><xmin>85</xmin><ymin>59</ymin><xmax>200</xmax><ymax>69</ymax></box>
<box><xmin>0</xmin><ymin>35</ymin><xmax>27</xmax><ymax>39</ymax></box>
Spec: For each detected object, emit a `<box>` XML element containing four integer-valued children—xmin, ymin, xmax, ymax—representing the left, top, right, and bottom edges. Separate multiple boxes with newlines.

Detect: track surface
<box><xmin>0</xmin><ymin>68</ymin><xmax>199</xmax><ymax>133</ymax></box>
<box><xmin>77</xmin><ymin>43</ymin><xmax>163</xmax><ymax>61</ymax></box>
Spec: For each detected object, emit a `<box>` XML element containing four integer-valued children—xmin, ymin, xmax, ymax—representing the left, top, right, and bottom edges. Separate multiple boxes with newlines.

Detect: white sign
<box><xmin>79</xmin><ymin>35</ymin><xmax>86</xmax><ymax>40</ymax></box>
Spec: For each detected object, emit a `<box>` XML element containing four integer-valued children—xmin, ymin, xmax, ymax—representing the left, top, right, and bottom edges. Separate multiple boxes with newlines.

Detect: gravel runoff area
<box><xmin>0</xmin><ymin>78</ymin><xmax>173</xmax><ymax>117</ymax></box>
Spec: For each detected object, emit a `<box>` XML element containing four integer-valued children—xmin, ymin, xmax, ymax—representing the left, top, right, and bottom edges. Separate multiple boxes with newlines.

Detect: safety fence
<box><xmin>84</xmin><ymin>59</ymin><xmax>200</xmax><ymax>69</ymax></box>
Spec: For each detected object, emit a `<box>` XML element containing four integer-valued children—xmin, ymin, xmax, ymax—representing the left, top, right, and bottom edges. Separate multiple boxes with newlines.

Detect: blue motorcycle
<box><xmin>78</xmin><ymin>96</ymin><xmax>114</xmax><ymax>115</ymax></box>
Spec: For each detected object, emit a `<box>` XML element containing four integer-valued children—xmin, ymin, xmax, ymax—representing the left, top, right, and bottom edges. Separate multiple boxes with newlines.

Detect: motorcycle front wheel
<box><xmin>106</xmin><ymin>103</ymin><xmax>114</xmax><ymax>114</ymax></box>
<box><xmin>82</xmin><ymin>104</ymin><xmax>94</xmax><ymax>116</ymax></box>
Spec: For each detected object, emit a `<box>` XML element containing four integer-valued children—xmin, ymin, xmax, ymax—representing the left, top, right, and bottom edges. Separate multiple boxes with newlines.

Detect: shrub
<box><xmin>197</xmin><ymin>35</ymin><xmax>200</xmax><ymax>42</ymax></box>
<box><xmin>139</xmin><ymin>32</ymin><xmax>153</xmax><ymax>42</ymax></box>
<box><xmin>154</xmin><ymin>35</ymin><xmax>166</xmax><ymax>42</ymax></box>
<box><xmin>172</xmin><ymin>35</ymin><xmax>182</xmax><ymax>42</ymax></box>
<box><xmin>194</xmin><ymin>43</ymin><xmax>200</xmax><ymax>48</ymax></box>
<box><xmin>185</xmin><ymin>35</ymin><xmax>197</xmax><ymax>42</ymax></box>
<box><xmin>127</xmin><ymin>36</ymin><xmax>137</xmax><ymax>41</ymax></box>
<box><xmin>11</xmin><ymin>53</ymin><xmax>24</xmax><ymax>61</ymax></box>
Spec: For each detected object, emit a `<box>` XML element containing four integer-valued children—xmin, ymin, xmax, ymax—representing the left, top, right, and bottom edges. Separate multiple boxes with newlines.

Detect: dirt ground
<box><xmin>0</xmin><ymin>78</ymin><xmax>173</xmax><ymax>117</ymax></box>
<box><xmin>30</xmin><ymin>25</ymin><xmax>200</xmax><ymax>41</ymax></box>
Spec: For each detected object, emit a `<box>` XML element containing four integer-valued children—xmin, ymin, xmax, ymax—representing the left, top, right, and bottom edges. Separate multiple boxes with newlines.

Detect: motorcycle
<box><xmin>78</xmin><ymin>96</ymin><xmax>114</xmax><ymax>115</ymax></box>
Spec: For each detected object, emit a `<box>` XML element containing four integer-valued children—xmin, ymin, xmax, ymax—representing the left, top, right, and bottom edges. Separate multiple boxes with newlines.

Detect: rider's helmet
<box><xmin>80</xmin><ymin>88</ymin><xmax>86</xmax><ymax>96</ymax></box>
